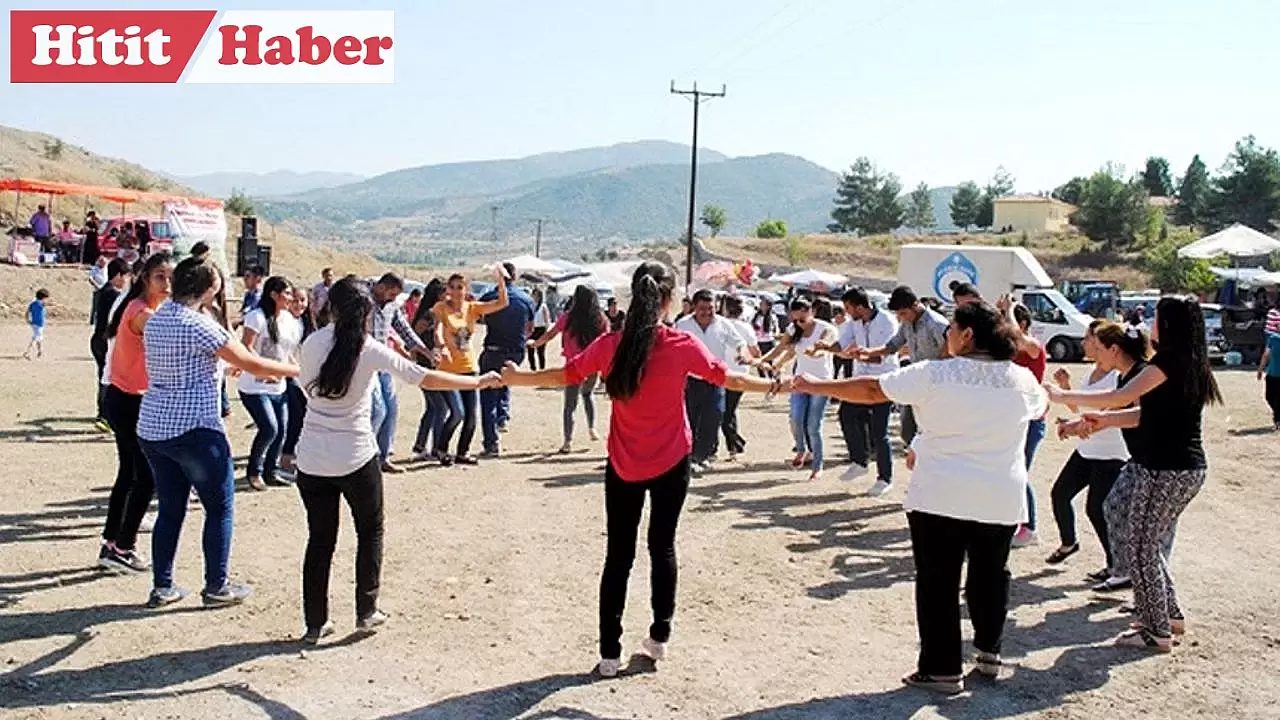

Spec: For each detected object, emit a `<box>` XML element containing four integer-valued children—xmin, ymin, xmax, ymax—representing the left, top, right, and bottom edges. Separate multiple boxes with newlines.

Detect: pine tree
<box><xmin>950</xmin><ymin>182</ymin><xmax>982</xmax><ymax>231</ymax></box>
<box><xmin>905</xmin><ymin>183</ymin><xmax>936</xmax><ymax>233</ymax></box>
<box><xmin>1141</xmin><ymin>157</ymin><xmax>1174</xmax><ymax>197</ymax></box>
<box><xmin>1173</xmin><ymin>155</ymin><xmax>1211</xmax><ymax>227</ymax></box>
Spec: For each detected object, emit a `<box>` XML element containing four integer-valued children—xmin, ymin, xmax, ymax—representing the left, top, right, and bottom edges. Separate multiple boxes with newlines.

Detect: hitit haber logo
<box><xmin>10</xmin><ymin>10</ymin><xmax>395</xmax><ymax>83</ymax></box>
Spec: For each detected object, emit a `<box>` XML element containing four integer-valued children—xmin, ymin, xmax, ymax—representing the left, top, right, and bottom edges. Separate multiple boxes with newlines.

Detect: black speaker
<box><xmin>256</xmin><ymin>245</ymin><xmax>272</xmax><ymax>276</ymax></box>
<box><xmin>241</xmin><ymin>216</ymin><xmax>258</xmax><ymax>240</ymax></box>
<box><xmin>236</xmin><ymin>235</ymin><xmax>258</xmax><ymax>276</ymax></box>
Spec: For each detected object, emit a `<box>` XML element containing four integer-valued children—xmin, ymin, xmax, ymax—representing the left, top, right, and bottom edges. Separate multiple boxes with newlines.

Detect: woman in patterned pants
<box><xmin>1049</xmin><ymin>297</ymin><xmax>1221</xmax><ymax>652</ymax></box>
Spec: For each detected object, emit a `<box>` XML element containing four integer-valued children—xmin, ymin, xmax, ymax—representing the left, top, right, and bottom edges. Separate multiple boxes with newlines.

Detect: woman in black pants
<box><xmin>502</xmin><ymin>262</ymin><xmax>778</xmax><ymax>677</ymax></box>
<box><xmin>410</xmin><ymin>278</ymin><xmax>449</xmax><ymax>461</ymax></box>
<box><xmin>292</xmin><ymin>278</ymin><xmax>500</xmax><ymax>643</ymax></box>
<box><xmin>795</xmin><ymin>302</ymin><xmax>1046</xmax><ymax>695</ymax></box>
<box><xmin>1046</xmin><ymin>321</ymin><xmax>1147</xmax><ymax>574</ymax></box>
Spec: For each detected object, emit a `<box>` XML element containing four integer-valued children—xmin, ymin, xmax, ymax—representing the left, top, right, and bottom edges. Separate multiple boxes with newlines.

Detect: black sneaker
<box><xmin>98</xmin><ymin>545</ymin><xmax>150</xmax><ymax>573</ymax></box>
<box><xmin>356</xmin><ymin>609</ymin><xmax>388</xmax><ymax>632</ymax></box>
<box><xmin>302</xmin><ymin>621</ymin><xmax>335</xmax><ymax>645</ymax></box>
<box><xmin>147</xmin><ymin>585</ymin><xmax>188</xmax><ymax>608</ymax></box>
<box><xmin>264</xmin><ymin>474</ymin><xmax>294</xmax><ymax>487</ymax></box>
<box><xmin>454</xmin><ymin>454</ymin><xmax>478</xmax><ymax>466</ymax></box>
<box><xmin>202</xmin><ymin>583</ymin><xmax>252</xmax><ymax>607</ymax></box>
<box><xmin>479</xmin><ymin>447</ymin><xmax>501</xmax><ymax>459</ymax></box>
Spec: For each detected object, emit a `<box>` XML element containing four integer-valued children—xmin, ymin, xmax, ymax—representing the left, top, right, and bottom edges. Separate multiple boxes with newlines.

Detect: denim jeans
<box><xmin>437</xmin><ymin>375</ymin><xmax>478</xmax><ymax>457</ymax></box>
<box><xmin>840</xmin><ymin>401</ymin><xmax>893</xmax><ymax>483</ymax></box>
<box><xmin>140</xmin><ymin>428</ymin><xmax>235</xmax><ymax>594</ymax></box>
<box><xmin>283</xmin><ymin>378</ymin><xmax>306</xmax><ymax>457</ymax></box>
<box><xmin>414</xmin><ymin>389</ymin><xmax>448</xmax><ymax>454</ymax></box>
<box><xmin>1023</xmin><ymin>418</ymin><xmax>1047</xmax><ymax>531</ymax></box>
<box><xmin>789</xmin><ymin>392</ymin><xmax>830</xmax><ymax>471</ymax></box>
<box><xmin>684</xmin><ymin>378</ymin><xmax>725</xmax><ymax>464</ymax></box>
<box><xmin>479</xmin><ymin>349</ymin><xmax>523</xmax><ymax>452</ymax></box>
<box><xmin>369</xmin><ymin>371</ymin><xmax>398</xmax><ymax>464</ymax></box>
<box><xmin>239</xmin><ymin>391</ymin><xmax>288</xmax><ymax>479</ymax></box>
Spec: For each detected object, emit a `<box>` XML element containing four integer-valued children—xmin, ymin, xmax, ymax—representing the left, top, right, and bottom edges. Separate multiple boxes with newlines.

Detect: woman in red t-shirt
<box><xmin>502</xmin><ymin>261</ymin><xmax>778</xmax><ymax>677</ymax></box>
<box><xmin>1008</xmin><ymin>301</ymin><xmax>1047</xmax><ymax>548</ymax></box>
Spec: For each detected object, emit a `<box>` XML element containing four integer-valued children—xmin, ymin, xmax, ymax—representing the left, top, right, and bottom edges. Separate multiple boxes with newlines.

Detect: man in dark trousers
<box><xmin>675</xmin><ymin>290</ymin><xmax>746</xmax><ymax>475</ymax></box>
<box><xmin>478</xmin><ymin>263</ymin><xmax>534</xmax><ymax>456</ymax></box>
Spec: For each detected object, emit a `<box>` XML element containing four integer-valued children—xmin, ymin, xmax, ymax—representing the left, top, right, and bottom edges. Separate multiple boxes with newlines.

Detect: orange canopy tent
<box><xmin>0</xmin><ymin>177</ymin><xmax>223</xmax><ymax>208</ymax></box>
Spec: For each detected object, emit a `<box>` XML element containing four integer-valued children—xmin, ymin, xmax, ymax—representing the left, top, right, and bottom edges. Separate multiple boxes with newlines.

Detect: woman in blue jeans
<box><xmin>752</xmin><ymin>298</ymin><xmax>838</xmax><ymax>481</ymax></box>
<box><xmin>137</xmin><ymin>256</ymin><xmax>301</xmax><ymax>609</ymax></box>
<box><xmin>238</xmin><ymin>275</ymin><xmax>303</xmax><ymax>491</ymax></box>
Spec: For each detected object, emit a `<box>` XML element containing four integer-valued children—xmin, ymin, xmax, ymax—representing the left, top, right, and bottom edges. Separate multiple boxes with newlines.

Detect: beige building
<box><xmin>993</xmin><ymin>195</ymin><xmax>1076</xmax><ymax>234</ymax></box>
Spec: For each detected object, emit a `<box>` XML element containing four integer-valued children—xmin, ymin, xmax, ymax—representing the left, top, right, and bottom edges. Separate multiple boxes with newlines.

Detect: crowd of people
<box><xmin>76</xmin><ymin>248</ymin><xmax>1231</xmax><ymax>692</ymax></box>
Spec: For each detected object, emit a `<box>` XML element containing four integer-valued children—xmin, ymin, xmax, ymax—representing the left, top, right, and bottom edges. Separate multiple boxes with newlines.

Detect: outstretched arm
<box><xmin>1047</xmin><ymin>365</ymin><xmax>1166</xmax><ymax>409</ymax></box>
<box><xmin>792</xmin><ymin>374</ymin><xmax>889</xmax><ymax>405</ymax></box>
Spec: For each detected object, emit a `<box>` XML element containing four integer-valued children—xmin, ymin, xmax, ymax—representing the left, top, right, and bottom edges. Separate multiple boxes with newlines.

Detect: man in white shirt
<box><xmin>830</xmin><ymin>287</ymin><xmax>900</xmax><ymax>496</ymax></box>
<box><xmin>720</xmin><ymin>295</ymin><xmax>761</xmax><ymax>459</ymax></box>
<box><xmin>675</xmin><ymin>289</ymin><xmax>746</xmax><ymax>472</ymax></box>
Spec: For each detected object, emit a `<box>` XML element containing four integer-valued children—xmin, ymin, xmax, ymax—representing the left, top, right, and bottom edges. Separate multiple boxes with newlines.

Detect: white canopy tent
<box><xmin>767</xmin><ymin>268</ymin><xmax>849</xmax><ymax>292</ymax></box>
<box><xmin>503</xmin><ymin>254</ymin><xmax>564</xmax><ymax>276</ymax></box>
<box><xmin>1178</xmin><ymin>224</ymin><xmax>1280</xmax><ymax>260</ymax></box>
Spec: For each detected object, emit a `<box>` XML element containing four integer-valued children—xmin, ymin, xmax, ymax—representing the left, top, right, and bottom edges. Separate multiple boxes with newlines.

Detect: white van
<box><xmin>897</xmin><ymin>245</ymin><xmax>1094</xmax><ymax>361</ymax></box>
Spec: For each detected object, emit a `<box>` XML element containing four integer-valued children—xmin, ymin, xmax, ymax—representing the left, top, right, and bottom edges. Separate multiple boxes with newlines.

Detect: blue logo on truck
<box><xmin>933</xmin><ymin>252</ymin><xmax>978</xmax><ymax>300</ymax></box>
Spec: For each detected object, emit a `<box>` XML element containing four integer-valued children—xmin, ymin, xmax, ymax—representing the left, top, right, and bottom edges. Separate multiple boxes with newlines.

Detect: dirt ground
<box><xmin>2</xmin><ymin>322</ymin><xmax>1279</xmax><ymax>720</ymax></box>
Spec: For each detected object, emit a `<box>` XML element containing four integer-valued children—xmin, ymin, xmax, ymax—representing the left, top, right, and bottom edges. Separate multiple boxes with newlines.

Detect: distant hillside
<box><xmin>0</xmin><ymin>124</ymin><xmax>187</xmax><ymax>195</ymax></box>
<box><xmin>173</xmin><ymin>170</ymin><xmax>366</xmax><ymax>199</ymax></box>
<box><xmin>275</xmin><ymin>140</ymin><xmax>730</xmax><ymax>219</ymax></box>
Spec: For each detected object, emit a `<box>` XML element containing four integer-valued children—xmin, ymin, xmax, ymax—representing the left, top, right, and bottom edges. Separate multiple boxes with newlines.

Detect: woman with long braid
<box><xmin>293</xmin><ymin>277</ymin><xmax>501</xmax><ymax>643</ymax></box>
<box><xmin>1051</xmin><ymin>297</ymin><xmax>1221</xmax><ymax>652</ymax></box>
<box><xmin>501</xmin><ymin>262</ymin><xmax>779</xmax><ymax>677</ymax></box>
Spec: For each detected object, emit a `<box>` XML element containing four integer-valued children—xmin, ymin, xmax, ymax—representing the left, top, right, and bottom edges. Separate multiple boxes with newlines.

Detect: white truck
<box><xmin>897</xmin><ymin>244</ymin><xmax>1094</xmax><ymax>361</ymax></box>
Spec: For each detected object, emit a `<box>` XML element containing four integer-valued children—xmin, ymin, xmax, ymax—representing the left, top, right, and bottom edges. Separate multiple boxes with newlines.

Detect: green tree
<box><xmin>1073</xmin><ymin>165</ymin><xmax>1150</xmax><ymax>250</ymax></box>
<box><xmin>1141</xmin><ymin>156</ymin><xmax>1174</xmax><ymax>197</ymax></box>
<box><xmin>756</xmin><ymin>218</ymin><xmax>788</xmax><ymax>239</ymax></box>
<box><xmin>1144</xmin><ymin>231</ymin><xmax>1218</xmax><ymax>293</ymax></box>
<box><xmin>225</xmin><ymin>187</ymin><xmax>255</xmax><ymax>216</ymax></box>
<box><xmin>783</xmin><ymin>234</ymin><xmax>807</xmax><ymax>266</ymax></box>
<box><xmin>975</xmin><ymin>167</ymin><xmax>1016</xmax><ymax>230</ymax></box>
<box><xmin>1053</xmin><ymin>177</ymin><xmax>1086</xmax><ymax>206</ymax></box>
<box><xmin>1209</xmin><ymin>135</ymin><xmax>1280</xmax><ymax>232</ymax></box>
<box><xmin>699</xmin><ymin>203</ymin><xmax>726</xmax><ymax>238</ymax></box>
<box><xmin>949</xmin><ymin>181</ymin><xmax>982</xmax><ymax>231</ymax></box>
<box><xmin>905</xmin><ymin>183</ymin><xmax>936</xmax><ymax>233</ymax></box>
<box><xmin>1173</xmin><ymin>154</ymin><xmax>1211</xmax><ymax>227</ymax></box>
<box><xmin>830</xmin><ymin>157</ymin><xmax>904</xmax><ymax>235</ymax></box>
<box><xmin>42</xmin><ymin>139</ymin><xmax>65</xmax><ymax>160</ymax></box>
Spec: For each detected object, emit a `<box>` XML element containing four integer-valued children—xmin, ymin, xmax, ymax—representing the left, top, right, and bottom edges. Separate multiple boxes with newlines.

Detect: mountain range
<box><xmin>171</xmin><ymin>170</ymin><xmax>367</xmax><ymax>199</ymax></box>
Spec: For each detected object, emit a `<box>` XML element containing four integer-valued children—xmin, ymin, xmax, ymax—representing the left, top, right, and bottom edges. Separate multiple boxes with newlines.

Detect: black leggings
<box><xmin>1266</xmin><ymin>376</ymin><xmax>1280</xmax><ymax>424</ymax></box>
<box><xmin>528</xmin><ymin>328</ymin><xmax>548</xmax><ymax>370</ymax></box>
<box><xmin>1050</xmin><ymin>451</ymin><xmax>1126</xmax><ymax>568</ymax></box>
<box><xmin>90</xmin><ymin>336</ymin><xmax>108</xmax><ymax>420</ymax></box>
<box><xmin>101</xmin><ymin>385</ymin><xmax>154</xmax><ymax>552</ymax></box>
<box><xmin>599</xmin><ymin>456</ymin><xmax>691</xmax><ymax>660</ymax></box>
<box><xmin>297</xmin><ymin>456</ymin><xmax>384</xmax><ymax>630</ymax></box>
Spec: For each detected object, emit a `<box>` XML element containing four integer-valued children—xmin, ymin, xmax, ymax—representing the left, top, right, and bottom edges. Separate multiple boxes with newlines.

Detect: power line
<box><xmin>671</xmin><ymin>81</ymin><xmax>726</xmax><ymax>288</ymax></box>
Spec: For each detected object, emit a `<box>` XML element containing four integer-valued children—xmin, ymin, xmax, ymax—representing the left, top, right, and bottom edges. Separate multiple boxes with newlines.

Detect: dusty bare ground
<box><xmin>2</xmin><ymin>322</ymin><xmax>1279</xmax><ymax>720</ymax></box>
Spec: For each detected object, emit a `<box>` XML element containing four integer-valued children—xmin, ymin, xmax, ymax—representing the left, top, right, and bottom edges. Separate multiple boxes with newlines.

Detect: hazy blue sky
<box><xmin>2</xmin><ymin>0</ymin><xmax>1277</xmax><ymax>191</ymax></box>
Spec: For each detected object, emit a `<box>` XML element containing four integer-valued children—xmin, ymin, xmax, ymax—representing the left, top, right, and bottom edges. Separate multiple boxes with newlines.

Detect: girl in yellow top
<box><xmin>431</xmin><ymin>268</ymin><xmax>508</xmax><ymax>464</ymax></box>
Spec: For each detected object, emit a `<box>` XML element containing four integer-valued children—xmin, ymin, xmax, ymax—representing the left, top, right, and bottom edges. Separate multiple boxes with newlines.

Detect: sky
<box><xmin>2</xmin><ymin>0</ymin><xmax>1278</xmax><ymax>192</ymax></box>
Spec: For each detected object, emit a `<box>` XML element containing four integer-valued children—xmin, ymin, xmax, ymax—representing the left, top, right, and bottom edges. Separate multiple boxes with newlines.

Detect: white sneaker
<box><xmin>641</xmin><ymin>637</ymin><xmax>667</xmax><ymax>661</ymax></box>
<box><xmin>840</xmin><ymin>463</ymin><xmax>869</xmax><ymax>482</ymax></box>
<box><xmin>139</xmin><ymin>513</ymin><xmax>156</xmax><ymax>533</ymax></box>
<box><xmin>410</xmin><ymin>450</ymin><xmax>433</xmax><ymax>462</ymax></box>
<box><xmin>597</xmin><ymin>658</ymin><xmax>621</xmax><ymax>678</ymax></box>
<box><xmin>867</xmin><ymin>480</ymin><xmax>892</xmax><ymax>498</ymax></box>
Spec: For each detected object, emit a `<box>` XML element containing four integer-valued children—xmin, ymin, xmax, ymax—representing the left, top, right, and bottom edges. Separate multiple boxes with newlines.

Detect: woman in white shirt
<box><xmin>294</xmin><ymin>277</ymin><xmax>501</xmax><ymax>644</ymax></box>
<box><xmin>238</xmin><ymin>276</ymin><xmax>303</xmax><ymax>492</ymax></box>
<box><xmin>794</xmin><ymin>301</ymin><xmax>1046</xmax><ymax>695</ymax></box>
<box><xmin>527</xmin><ymin>288</ymin><xmax>552</xmax><ymax>371</ymax></box>
<box><xmin>1045</xmin><ymin>321</ymin><xmax>1136</xmax><ymax>570</ymax></box>
<box><xmin>754</xmin><ymin>297</ymin><xmax>838</xmax><ymax>481</ymax></box>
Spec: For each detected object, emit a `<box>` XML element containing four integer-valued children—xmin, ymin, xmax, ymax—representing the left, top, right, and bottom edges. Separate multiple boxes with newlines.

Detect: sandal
<box><xmin>902</xmin><ymin>671</ymin><xmax>963</xmax><ymax>695</ymax></box>
<box><xmin>1045</xmin><ymin>544</ymin><xmax>1079</xmax><ymax>565</ymax></box>
<box><xmin>1085</xmin><ymin>568</ymin><xmax>1111</xmax><ymax>583</ymax></box>
<box><xmin>1115</xmin><ymin>629</ymin><xmax>1172</xmax><ymax>653</ymax></box>
<box><xmin>454</xmin><ymin>454</ymin><xmax>479</xmax><ymax>466</ymax></box>
<box><xmin>1130</xmin><ymin>619</ymin><xmax>1186</xmax><ymax>636</ymax></box>
<box><xmin>974</xmin><ymin>651</ymin><xmax>1003</xmax><ymax>679</ymax></box>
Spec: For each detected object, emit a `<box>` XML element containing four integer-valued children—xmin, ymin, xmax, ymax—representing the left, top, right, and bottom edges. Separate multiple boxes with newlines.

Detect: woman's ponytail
<box><xmin>605</xmin><ymin>262</ymin><xmax>673</xmax><ymax>400</ymax></box>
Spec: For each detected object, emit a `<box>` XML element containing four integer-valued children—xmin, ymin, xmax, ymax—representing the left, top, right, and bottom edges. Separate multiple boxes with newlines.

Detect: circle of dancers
<box><xmin>86</xmin><ymin>254</ymin><xmax>1219</xmax><ymax>692</ymax></box>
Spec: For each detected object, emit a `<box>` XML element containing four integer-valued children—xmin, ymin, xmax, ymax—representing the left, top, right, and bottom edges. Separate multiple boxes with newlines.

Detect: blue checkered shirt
<box><xmin>138</xmin><ymin>300</ymin><xmax>232</xmax><ymax>442</ymax></box>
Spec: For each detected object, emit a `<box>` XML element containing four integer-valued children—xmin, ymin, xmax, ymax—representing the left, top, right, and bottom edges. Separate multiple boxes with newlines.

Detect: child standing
<box><xmin>23</xmin><ymin>289</ymin><xmax>49</xmax><ymax>360</ymax></box>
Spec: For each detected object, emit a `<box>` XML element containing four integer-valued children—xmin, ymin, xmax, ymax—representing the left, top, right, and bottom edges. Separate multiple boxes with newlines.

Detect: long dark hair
<box><xmin>755</xmin><ymin>298</ymin><xmax>777</xmax><ymax>334</ymax></box>
<box><xmin>566</xmin><ymin>285</ymin><xmax>605</xmax><ymax>348</ymax></box>
<box><xmin>787</xmin><ymin>297</ymin><xmax>812</xmax><ymax>344</ymax></box>
<box><xmin>257</xmin><ymin>275</ymin><xmax>290</xmax><ymax>345</ymax></box>
<box><xmin>953</xmin><ymin>302</ymin><xmax>1018</xmax><ymax>361</ymax></box>
<box><xmin>413</xmin><ymin>278</ymin><xmax>446</xmax><ymax>330</ymax></box>
<box><xmin>1153</xmin><ymin>296</ymin><xmax>1222</xmax><ymax>406</ymax></box>
<box><xmin>107</xmin><ymin>251</ymin><xmax>172</xmax><ymax>339</ymax></box>
<box><xmin>309</xmin><ymin>277</ymin><xmax>372</xmax><ymax>400</ymax></box>
<box><xmin>606</xmin><ymin>262</ymin><xmax>674</xmax><ymax>400</ymax></box>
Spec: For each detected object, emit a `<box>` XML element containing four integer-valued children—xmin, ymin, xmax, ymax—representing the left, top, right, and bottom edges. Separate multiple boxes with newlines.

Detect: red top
<box><xmin>1014</xmin><ymin>339</ymin><xmax>1047</xmax><ymax>419</ymax></box>
<box><xmin>566</xmin><ymin>326</ymin><xmax>728</xmax><ymax>482</ymax></box>
<box><xmin>553</xmin><ymin>311</ymin><xmax>610</xmax><ymax>359</ymax></box>
<box><xmin>110</xmin><ymin>299</ymin><xmax>150</xmax><ymax>395</ymax></box>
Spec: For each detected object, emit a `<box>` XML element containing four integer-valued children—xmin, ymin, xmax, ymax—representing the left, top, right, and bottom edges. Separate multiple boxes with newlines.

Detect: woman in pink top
<box><xmin>502</xmin><ymin>262</ymin><xmax>778</xmax><ymax>677</ymax></box>
<box><xmin>98</xmin><ymin>251</ymin><xmax>174</xmax><ymax>574</ymax></box>
<box><xmin>528</xmin><ymin>285</ymin><xmax>610</xmax><ymax>453</ymax></box>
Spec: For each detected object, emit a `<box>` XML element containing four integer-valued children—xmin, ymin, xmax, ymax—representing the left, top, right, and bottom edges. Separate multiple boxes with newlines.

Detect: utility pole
<box><xmin>670</xmin><ymin>81</ymin><xmax>725</xmax><ymax>288</ymax></box>
<box><xmin>532</xmin><ymin>218</ymin><xmax>545</xmax><ymax>258</ymax></box>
